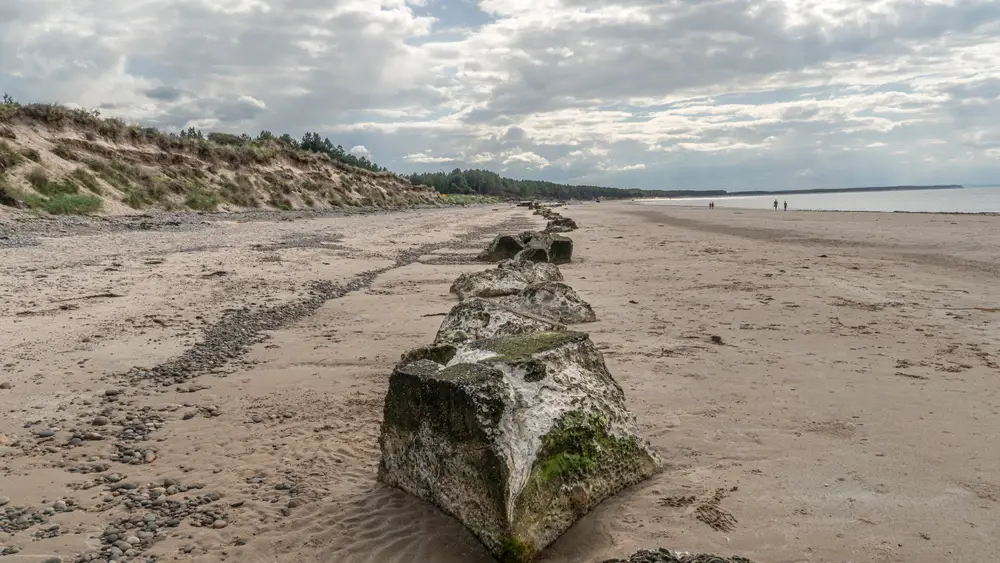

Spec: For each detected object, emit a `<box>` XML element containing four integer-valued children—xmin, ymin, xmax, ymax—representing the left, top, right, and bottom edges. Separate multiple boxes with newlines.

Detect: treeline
<box><xmin>178</xmin><ymin>128</ymin><xmax>385</xmax><ymax>172</ymax></box>
<box><xmin>407</xmin><ymin>168</ymin><xmax>721</xmax><ymax>200</ymax></box>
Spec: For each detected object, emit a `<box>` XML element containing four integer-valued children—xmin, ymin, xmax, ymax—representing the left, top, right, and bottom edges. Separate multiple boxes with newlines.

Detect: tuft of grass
<box><xmin>84</xmin><ymin>157</ymin><xmax>133</xmax><ymax>192</ymax></box>
<box><xmin>42</xmin><ymin>193</ymin><xmax>102</xmax><ymax>215</ymax></box>
<box><xmin>268</xmin><ymin>193</ymin><xmax>292</xmax><ymax>210</ymax></box>
<box><xmin>27</xmin><ymin>167</ymin><xmax>79</xmax><ymax>197</ymax></box>
<box><xmin>123</xmin><ymin>190</ymin><xmax>145</xmax><ymax>209</ymax></box>
<box><xmin>0</xmin><ymin>140</ymin><xmax>22</xmax><ymax>172</ymax></box>
<box><xmin>52</xmin><ymin>143</ymin><xmax>79</xmax><ymax>161</ymax></box>
<box><xmin>219</xmin><ymin>176</ymin><xmax>258</xmax><ymax>208</ymax></box>
<box><xmin>184</xmin><ymin>188</ymin><xmax>218</xmax><ymax>211</ymax></box>
<box><xmin>70</xmin><ymin>168</ymin><xmax>103</xmax><ymax>194</ymax></box>
<box><xmin>1</xmin><ymin>176</ymin><xmax>100</xmax><ymax>214</ymax></box>
<box><xmin>20</xmin><ymin>148</ymin><xmax>40</xmax><ymax>162</ymax></box>
<box><xmin>26</xmin><ymin>166</ymin><xmax>48</xmax><ymax>190</ymax></box>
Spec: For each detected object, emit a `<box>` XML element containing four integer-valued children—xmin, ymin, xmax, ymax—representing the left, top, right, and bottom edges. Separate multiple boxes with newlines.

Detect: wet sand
<box><xmin>2</xmin><ymin>203</ymin><xmax>999</xmax><ymax>562</ymax></box>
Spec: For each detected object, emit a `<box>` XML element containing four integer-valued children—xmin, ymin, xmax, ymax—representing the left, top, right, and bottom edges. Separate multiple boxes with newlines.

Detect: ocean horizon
<box><xmin>639</xmin><ymin>185</ymin><xmax>1000</xmax><ymax>213</ymax></box>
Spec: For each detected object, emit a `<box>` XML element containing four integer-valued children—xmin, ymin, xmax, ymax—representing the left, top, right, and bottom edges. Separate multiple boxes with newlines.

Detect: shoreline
<box><xmin>633</xmin><ymin>200</ymin><xmax>1000</xmax><ymax>216</ymax></box>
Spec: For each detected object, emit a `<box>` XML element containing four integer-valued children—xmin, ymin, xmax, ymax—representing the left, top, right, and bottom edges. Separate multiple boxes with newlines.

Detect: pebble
<box><xmin>36</xmin><ymin>430</ymin><xmax>56</xmax><ymax>438</ymax></box>
<box><xmin>104</xmin><ymin>389</ymin><xmax>121</xmax><ymax>397</ymax></box>
<box><xmin>0</xmin><ymin>382</ymin><xmax>11</xmax><ymax>389</ymax></box>
<box><xmin>92</xmin><ymin>416</ymin><xmax>110</xmax><ymax>426</ymax></box>
<box><xmin>0</xmin><ymin>497</ymin><xmax>9</xmax><ymax>506</ymax></box>
<box><xmin>212</xmin><ymin>519</ymin><xmax>228</xmax><ymax>529</ymax></box>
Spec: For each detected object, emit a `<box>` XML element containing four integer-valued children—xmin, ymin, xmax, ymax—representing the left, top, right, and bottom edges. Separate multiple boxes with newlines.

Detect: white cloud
<box><xmin>502</xmin><ymin>151</ymin><xmax>550</xmax><ymax>168</ymax></box>
<box><xmin>349</xmin><ymin>145</ymin><xmax>370</xmax><ymax>157</ymax></box>
<box><xmin>404</xmin><ymin>151</ymin><xmax>457</xmax><ymax>164</ymax></box>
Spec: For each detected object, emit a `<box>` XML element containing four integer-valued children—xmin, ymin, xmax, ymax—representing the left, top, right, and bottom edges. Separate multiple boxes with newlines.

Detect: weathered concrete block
<box><xmin>378</xmin><ymin>331</ymin><xmax>661</xmax><ymax>562</ymax></box>
<box><xmin>479</xmin><ymin>232</ymin><xmax>574</xmax><ymax>264</ymax></box>
<box><xmin>451</xmin><ymin>260</ymin><xmax>564</xmax><ymax>300</ymax></box>
<box><xmin>479</xmin><ymin>234</ymin><xmax>526</xmax><ymax>262</ymax></box>
<box><xmin>514</xmin><ymin>232</ymin><xmax>573</xmax><ymax>265</ymax></box>
<box><xmin>434</xmin><ymin>298</ymin><xmax>566</xmax><ymax>345</ymax></box>
<box><xmin>544</xmin><ymin>216</ymin><xmax>578</xmax><ymax>233</ymax></box>
<box><xmin>499</xmin><ymin>281</ymin><xmax>597</xmax><ymax>324</ymax></box>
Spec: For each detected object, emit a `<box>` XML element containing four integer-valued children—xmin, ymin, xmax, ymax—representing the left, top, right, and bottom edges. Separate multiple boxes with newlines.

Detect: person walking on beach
<box><xmin>773</xmin><ymin>199</ymin><xmax>778</xmax><ymax>210</ymax></box>
<box><xmin>783</xmin><ymin>201</ymin><xmax>787</xmax><ymax>211</ymax></box>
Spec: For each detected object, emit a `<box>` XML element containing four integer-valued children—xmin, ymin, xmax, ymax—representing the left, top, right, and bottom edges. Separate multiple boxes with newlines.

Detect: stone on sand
<box><xmin>377</xmin><ymin>331</ymin><xmax>661</xmax><ymax>562</ymax></box>
<box><xmin>433</xmin><ymin>298</ymin><xmax>565</xmax><ymax>344</ymax></box>
<box><xmin>450</xmin><ymin>260</ymin><xmax>563</xmax><ymax>300</ymax></box>
<box><xmin>498</xmin><ymin>281</ymin><xmax>597</xmax><ymax>324</ymax></box>
<box><xmin>544</xmin><ymin>216</ymin><xmax>579</xmax><ymax>233</ymax></box>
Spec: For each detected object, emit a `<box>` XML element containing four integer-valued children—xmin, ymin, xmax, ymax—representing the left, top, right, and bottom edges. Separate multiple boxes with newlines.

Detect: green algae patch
<box><xmin>497</xmin><ymin>537</ymin><xmax>536</xmax><ymax>563</ymax></box>
<box><xmin>535</xmin><ymin>411</ymin><xmax>637</xmax><ymax>484</ymax></box>
<box><xmin>479</xmin><ymin>331</ymin><xmax>587</xmax><ymax>361</ymax></box>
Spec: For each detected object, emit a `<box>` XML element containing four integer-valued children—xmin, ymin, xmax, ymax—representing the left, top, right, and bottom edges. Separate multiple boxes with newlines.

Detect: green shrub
<box><xmin>52</xmin><ymin>143</ymin><xmax>79</xmax><ymax>161</ymax></box>
<box><xmin>70</xmin><ymin>169</ymin><xmax>103</xmax><ymax>194</ymax></box>
<box><xmin>42</xmin><ymin>193</ymin><xmax>102</xmax><ymax>214</ymax></box>
<box><xmin>124</xmin><ymin>190</ymin><xmax>145</xmax><ymax>209</ymax></box>
<box><xmin>85</xmin><ymin>158</ymin><xmax>132</xmax><ymax>191</ymax></box>
<box><xmin>20</xmin><ymin>148</ymin><xmax>40</xmax><ymax>162</ymax></box>
<box><xmin>185</xmin><ymin>188</ymin><xmax>218</xmax><ymax>211</ymax></box>
<box><xmin>26</xmin><ymin>167</ymin><xmax>79</xmax><ymax>197</ymax></box>
<box><xmin>268</xmin><ymin>193</ymin><xmax>292</xmax><ymax>210</ymax></box>
<box><xmin>0</xmin><ymin>140</ymin><xmax>21</xmax><ymax>172</ymax></box>
<box><xmin>220</xmin><ymin>177</ymin><xmax>258</xmax><ymax>208</ymax></box>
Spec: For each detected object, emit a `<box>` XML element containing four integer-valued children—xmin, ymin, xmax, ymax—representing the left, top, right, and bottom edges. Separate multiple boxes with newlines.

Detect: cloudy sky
<box><xmin>2</xmin><ymin>0</ymin><xmax>1000</xmax><ymax>191</ymax></box>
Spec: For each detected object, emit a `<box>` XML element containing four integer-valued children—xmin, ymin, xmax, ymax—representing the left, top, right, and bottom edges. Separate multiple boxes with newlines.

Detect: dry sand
<box><xmin>2</xmin><ymin>202</ymin><xmax>999</xmax><ymax>562</ymax></box>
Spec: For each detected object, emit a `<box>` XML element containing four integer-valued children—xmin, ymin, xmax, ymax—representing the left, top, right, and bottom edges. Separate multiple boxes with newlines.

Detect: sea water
<box><xmin>640</xmin><ymin>186</ymin><xmax>1000</xmax><ymax>213</ymax></box>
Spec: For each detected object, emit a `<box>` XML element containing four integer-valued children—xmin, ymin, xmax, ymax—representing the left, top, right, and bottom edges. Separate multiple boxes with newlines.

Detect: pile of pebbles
<box><xmin>71</xmin><ymin>478</ymin><xmax>230</xmax><ymax>562</ymax></box>
<box><xmin>601</xmin><ymin>550</ymin><xmax>753</xmax><ymax>563</ymax></box>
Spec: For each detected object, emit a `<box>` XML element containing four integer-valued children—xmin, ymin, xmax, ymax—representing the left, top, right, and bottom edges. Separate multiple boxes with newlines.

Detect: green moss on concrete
<box><xmin>479</xmin><ymin>331</ymin><xmax>586</xmax><ymax>361</ymax></box>
<box><xmin>497</xmin><ymin>537</ymin><xmax>535</xmax><ymax>563</ymax></box>
<box><xmin>536</xmin><ymin>410</ymin><xmax>617</xmax><ymax>483</ymax></box>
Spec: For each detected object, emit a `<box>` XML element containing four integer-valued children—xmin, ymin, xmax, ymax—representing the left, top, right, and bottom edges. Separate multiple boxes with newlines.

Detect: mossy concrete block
<box><xmin>498</xmin><ymin>281</ymin><xmax>597</xmax><ymax>324</ymax></box>
<box><xmin>450</xmin><ymin>260</ymin><xmax>564</xmax><ymax>300</ymax></box>
<box><xmin>378</xmin><ymin>331</ymin><xmax>661</xmax><ymax>562</ymax></box>
<box><xmin>434</xmin><ymin>298</ymin><xmax>565</xmax><ymax>345</ymax></box>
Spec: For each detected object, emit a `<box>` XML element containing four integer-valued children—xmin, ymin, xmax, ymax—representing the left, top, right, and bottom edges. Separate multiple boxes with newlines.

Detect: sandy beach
<box><xmin>2</xmin><ymin>202</ymin><xmax>1000</xmax><ymax>563</ymax></box>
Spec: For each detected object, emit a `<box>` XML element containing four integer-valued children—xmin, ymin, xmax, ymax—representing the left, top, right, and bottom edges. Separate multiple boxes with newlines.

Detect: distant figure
<box><xmin>783</xmin><ymin>201</ymin><xmax>787</xmax><ymax>211</ymax></box>
<box><xmin>709</xmin><ymin>201</ymin><xmax>714</xmax><ymax>210</ymax></box>
<box><xmin>773</xmin><ymin>199</ymin><xmax>778</xmax><ymax>210</ymax></box>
